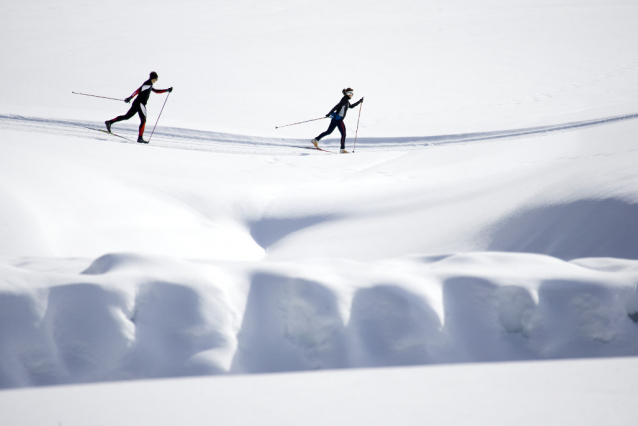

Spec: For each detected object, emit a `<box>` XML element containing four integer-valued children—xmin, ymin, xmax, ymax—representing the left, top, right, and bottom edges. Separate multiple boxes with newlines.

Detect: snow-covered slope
<box><xmin>2</xmin><ymin>0</ymin><xmax>638</xmax><ymax>137</ymax></box>
<box><xmin>1</xmin><ymin>113</ymin><xmax>638</xmax><ymax>388</ymax></box>
<box><xmin>2</xmin><ymin>0</ymin><xmax>638</xmax><ymax>423</ymax></box>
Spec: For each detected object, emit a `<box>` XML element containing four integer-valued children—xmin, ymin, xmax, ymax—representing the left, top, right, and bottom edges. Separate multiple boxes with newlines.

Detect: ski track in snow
<box><xmin>2</xmin><ymin>112</ymin><xmax>638</xmax><ymax>154</ymax></box>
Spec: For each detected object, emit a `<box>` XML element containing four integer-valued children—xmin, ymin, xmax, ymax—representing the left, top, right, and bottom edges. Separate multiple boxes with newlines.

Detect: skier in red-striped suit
<box><xmin>105</xmin><ymin>72</ymin><xmax>173</xmax><ymax>143</ymax></box>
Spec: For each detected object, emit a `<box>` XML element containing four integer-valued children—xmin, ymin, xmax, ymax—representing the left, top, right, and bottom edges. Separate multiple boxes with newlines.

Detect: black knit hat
<box><xmin>150</xmin><ymin>71</ymin><xmax>159</xmax><ymax>80</ymax></box>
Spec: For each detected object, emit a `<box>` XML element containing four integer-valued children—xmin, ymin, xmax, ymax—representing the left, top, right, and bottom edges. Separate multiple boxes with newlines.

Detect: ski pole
<box><xmin>353</xmin><ymin>100</ymin><xmax>363</xmax><ymax>153</ymax></box>
<box><xmin>72</xmin><ymin>91</ymin><xmax>123</xmax><ymax>102</ymax></box>
<box><xmin>148</xmin><ymin>92</ymin><xmax>171</xmax><ymax>144</ymax></box>
<box><xmin>275</xmin><ymin>117</ymin><xmax>327</xmax><ymax>129</ymax></box>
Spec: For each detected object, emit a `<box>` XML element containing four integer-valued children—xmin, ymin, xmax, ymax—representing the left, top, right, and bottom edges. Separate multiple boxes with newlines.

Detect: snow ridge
<box><xmin>1</xmin><ymin>252</ymin><xmax>637</xmax><ymax>389</ymax></box>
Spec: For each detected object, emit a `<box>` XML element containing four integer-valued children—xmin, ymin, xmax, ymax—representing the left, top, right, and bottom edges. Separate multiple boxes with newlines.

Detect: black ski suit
<box><xmin>315</xmin><ymin>96</ymin><xmax>363</xmax><ymax>149</ymax></box>
<box><xmin>110</xmin><ymin>79</ymin><xmax>169</xmax><ymax>138</ymax></box>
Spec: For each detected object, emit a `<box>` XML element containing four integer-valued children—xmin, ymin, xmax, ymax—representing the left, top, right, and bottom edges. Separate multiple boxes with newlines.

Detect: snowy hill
<box><xmin>2</xmin><ymin>0</ymin><xmax>638</xmax><ymax>424</ymax></box>
<box><xmin>2</xmin><ymin>113</ymin><xmax>638</xmax><ymax>390</ymax></box>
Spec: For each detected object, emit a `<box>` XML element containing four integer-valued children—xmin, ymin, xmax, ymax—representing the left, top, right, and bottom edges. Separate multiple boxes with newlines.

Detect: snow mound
<box><xmin>82</xmin><ymin>253</ymin><xmax>159</xmax><ymax>275</ymax></box>
<box><xmin>489</xmin><ymin>199</ymin><xmax>638</xmax><ymax>260</ymax></box>
<box><xmin>1</xmin><ymin>253</ymin><xmax>637</xmax><ymax>388</ymax></box>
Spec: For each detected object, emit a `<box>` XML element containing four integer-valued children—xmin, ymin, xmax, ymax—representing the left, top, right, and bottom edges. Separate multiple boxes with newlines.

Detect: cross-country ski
<box><xmin>83</xmin><ymin>126</ymin><xmax>134</xmax><ymax>142</ymax></box>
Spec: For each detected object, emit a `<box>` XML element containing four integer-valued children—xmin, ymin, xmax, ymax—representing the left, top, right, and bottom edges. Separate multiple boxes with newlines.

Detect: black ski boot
<box><xmin>137</xmin><ymin>136</ymin><xmax>148</xmax><ymax>144</ymax></box>
<box><xmin>105</xmin><ymin>120</ymin><xmax>112</xmax><ymax>133</ymax></box>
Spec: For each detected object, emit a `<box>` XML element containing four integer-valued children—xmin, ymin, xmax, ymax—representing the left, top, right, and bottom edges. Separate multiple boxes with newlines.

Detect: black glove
<box><xmin>359</xmin><ymin>97</ymin><xmax>364</xmax><ymax>103</ymax></box>
<box><xmin>168</xmin><ymin>87</ymin><xmax>173</xmax><ymax>93</ymax></box>
<box><xmin>125</xmin><ymin>97</ymin><xmax>131</xmax><ymax>103</ymax></box>
<box><xmin>325</xmin><ymin>113</ymin><xmax>331</xmax><ymax>118</ymax></box>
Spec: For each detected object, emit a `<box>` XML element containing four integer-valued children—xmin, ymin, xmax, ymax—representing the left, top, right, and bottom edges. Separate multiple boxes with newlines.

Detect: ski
<box><xmin>288</xmin><ymin>145</ymin><xmax>335</xmax><ymax>153</ymax></box>
<box><xmin>310</xmin><ymin>146</ymin><xmax>335</xmax><ymax>153</ymax></box>
<box><xmin>83</xmin><ymin>126</ymin><xmax>133</xmax><ymax>142</ymax></box>
<box><xmin>297</xmin><ymin>145</ymin><xmax>336</xmax><ymax>153</ymax></box>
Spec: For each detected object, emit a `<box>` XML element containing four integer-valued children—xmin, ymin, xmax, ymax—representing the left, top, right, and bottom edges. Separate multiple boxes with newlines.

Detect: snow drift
<box><xmin>2</xmin><ymin>112</ymin><xmax>638</xmax><ymax>389</ymax></box>
<box><xmin>1</xmin><ymin>252</ymin><xmax>638</xmax><ymax>388</ymax></box>
<box><xmin>2</xmin><ymin>115</ymin><xmax>638</xmax><ymax>389</ymax></box>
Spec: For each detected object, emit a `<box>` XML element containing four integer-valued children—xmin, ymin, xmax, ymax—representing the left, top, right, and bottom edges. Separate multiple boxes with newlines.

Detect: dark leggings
<box><xmin>316</xmin><ymin>119</ymin><xmax>346</xmax><ymax>149</ymax></box>
<box><xmin>111</xmin><ymin>101</ymin><xmax>147</xmax><ymax>138</ymax></box>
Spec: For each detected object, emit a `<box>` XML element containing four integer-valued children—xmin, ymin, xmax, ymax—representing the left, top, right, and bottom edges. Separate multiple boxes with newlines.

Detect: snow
<box><xmin>2</xmin><ymin>357</ymin><xmax>638</xmax><ymax>426</ymax></box>
<box><xmin>2</xmin><ymin>0</ymin><xmax>638</xmax><ymax>424</ymax></box>
<box><xmin>3</xmin><ymin>0</ymin><xmax>638</xmax><ymax>137</ymax></box>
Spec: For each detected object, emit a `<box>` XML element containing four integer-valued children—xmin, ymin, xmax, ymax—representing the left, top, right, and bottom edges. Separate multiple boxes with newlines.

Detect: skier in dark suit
<box><xmin>105</xmin><ymin>71</ymin><xmax>173</xmax><ymax>143</ymax></box>
<box><xmin>312</xmin><ymin>88</ymin><xmax>363</xmax><ymax>153</ymax></box>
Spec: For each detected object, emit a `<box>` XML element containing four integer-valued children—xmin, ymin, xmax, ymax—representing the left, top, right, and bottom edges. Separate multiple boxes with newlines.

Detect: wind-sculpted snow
<box><xmin>489</xmin><ymin>199</ymin><xmax>638</xmax><ymax>260</ymax></box>
<box><xmin>1</xmin><ymin>253</ymin><xmax>637</xmax><ymax>389</ymax></box>
<box><xmin>3</xmin><ymin>95</ymin><xmax>638</xmax><ymax>391</ymax></box>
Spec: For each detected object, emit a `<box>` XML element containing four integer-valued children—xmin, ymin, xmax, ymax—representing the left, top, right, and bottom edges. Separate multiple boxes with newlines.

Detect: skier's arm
<box><xmin>152</xmin><ymin>87</ymin><xmax>173</xmax><ymax>94</ymax></box>
<box><xmin>125</xmin><ymin>87</ymin><xmax>141</xmax><ymax>103</ymax></box>
<box><xmin>350</xmin><ymin>97</ymin><xmax>364</xmax><ymax>108</ymax></box>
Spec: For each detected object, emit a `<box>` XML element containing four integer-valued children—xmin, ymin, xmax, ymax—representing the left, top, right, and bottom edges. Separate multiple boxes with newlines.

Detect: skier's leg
<box><xmin>337</xmin><ymin>120</ymin><xmax>346</xmax><ymax>149</ymax></box>
<box><xmin>316</xmin><ymin>119</ymin><xmax>338</xmax><ymax>141</ymax></box>
<box><xmin>137</xmin><ymin>104</ymin><xmax>147</xmax><ymax>140</ymax></box>
<box><xmin>110</xmin><ymin>104</ymin><xmax>137</xmax><ymax>124</ymax></box>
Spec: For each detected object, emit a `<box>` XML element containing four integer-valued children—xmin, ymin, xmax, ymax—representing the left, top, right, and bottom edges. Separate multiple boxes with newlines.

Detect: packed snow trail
<box><xmin>1</xmin><ymin>112</ymin><xmax>638</xmax><ymax>155</ymax></box>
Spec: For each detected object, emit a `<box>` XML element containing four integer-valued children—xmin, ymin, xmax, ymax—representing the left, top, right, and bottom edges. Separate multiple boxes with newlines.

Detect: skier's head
<box><xmin>149</xmin><ymin>71</ymin><xmax>159</xmax><ymax>82</ymax></box>
<box><xmin>343</xmin><ymin>88</ymin><xmax>354</xmax><ymax>98</ymax></box>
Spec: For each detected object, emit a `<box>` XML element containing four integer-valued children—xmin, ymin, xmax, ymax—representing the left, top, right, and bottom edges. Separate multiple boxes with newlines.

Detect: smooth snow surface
<box><xmin>2</xmin><ymin>357</ymin><xmax>638</xmax><ymax>426</ymax></box>
<box><xmin>2</xmin><ymin>0</ymin><xmax>638</xmax><ymax>423</ymax></box>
